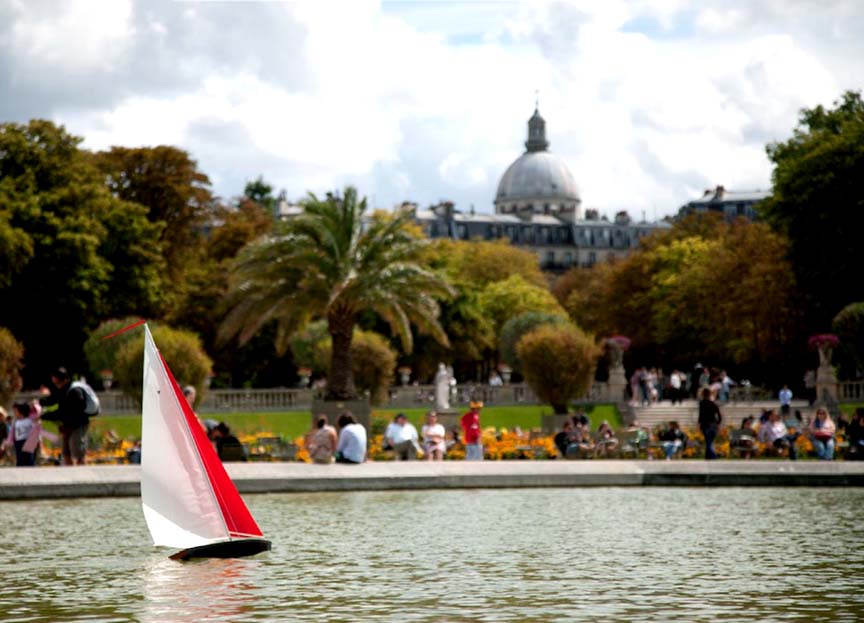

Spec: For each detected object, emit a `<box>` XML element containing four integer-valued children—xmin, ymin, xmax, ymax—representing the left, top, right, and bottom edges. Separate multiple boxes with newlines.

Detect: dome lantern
<box><xmin>525</xmin><ymin>107</ymin><xmax>549</xmax><ymax>153</ymax></box>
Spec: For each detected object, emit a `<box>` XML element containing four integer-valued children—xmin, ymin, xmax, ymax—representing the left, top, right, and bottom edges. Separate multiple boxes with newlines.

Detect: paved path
<box><xmin>1</xmin><ymin>461</ymin><xmax>863</xmax><ymax>499</ymax></box>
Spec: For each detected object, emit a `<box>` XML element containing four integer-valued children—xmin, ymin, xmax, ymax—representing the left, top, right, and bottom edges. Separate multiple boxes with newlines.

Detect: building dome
<box><xmin>494</xmin><ymin>108</ymin><xmax>580</xmax><ymax>216</ymax></box>
<box><xmin>495</xmin><ymin>151</ymin><xmax>580</xmax><ymax>203</ymax></box>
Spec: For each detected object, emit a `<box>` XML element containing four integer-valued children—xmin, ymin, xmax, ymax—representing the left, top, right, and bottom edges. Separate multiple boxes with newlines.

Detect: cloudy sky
<box><xmin>1</xmin><ymin>0</ymin><xmax>861</xmax><ymax>218</ymax></box>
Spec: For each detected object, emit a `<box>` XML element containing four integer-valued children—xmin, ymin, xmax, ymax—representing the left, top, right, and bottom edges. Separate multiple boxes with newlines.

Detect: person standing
<box><xmin>335</xmin><ymin>412</ymin><xmax>367</xmax><ymax>464</ymax></box>
<box><xmin>698</xmin><ymin>387</ymin><xmax>722</xmax><ymax>460</ymax></box>
<box><xmin>6</xmin><ymin>402</ymin><xmax>42</xmax><ymax>466</ymax></box>
<box><xmin>306</xmin><ymin>414</ymin><xmax>338</xmax><ymax>464</ymax></box>
<box><xmin>461</xmin><ymin>401</ymin><xmax>483</xmax><ymax>461</ymax></box>
<box><xmin>669</xmin><ymin>370</ymin><xmax>682</xmax><ymax>404</ymax></box>
<box><xmin>778</xmin><ymin>385</ymin><xmax>793</xmax><ymax>416</ymax></box>
<box><xmin>38</xmin><ymin>367</ymin><xmax>90</xmax><ymax>466</ymax></box>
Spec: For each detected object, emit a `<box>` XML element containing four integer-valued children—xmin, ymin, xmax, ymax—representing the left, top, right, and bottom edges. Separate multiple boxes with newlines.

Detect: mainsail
<box><xmin>141</xmin><ymin>324</ymin><xmax>264</xmax><ymax>551</ymax></box>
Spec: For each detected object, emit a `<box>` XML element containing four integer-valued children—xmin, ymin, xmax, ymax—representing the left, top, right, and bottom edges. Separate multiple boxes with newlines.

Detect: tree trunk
<box><xmin>326</xmin><ymin>307</ymin><xmax>357</xmax><ymax>400</ymax></box>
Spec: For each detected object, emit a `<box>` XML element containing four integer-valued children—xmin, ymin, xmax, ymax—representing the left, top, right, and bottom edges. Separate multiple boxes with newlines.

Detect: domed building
<box><xmin>410</xmin><ymin>107</ymin><xmax>669</xmax><ymax>270</ymax></box>
<box><xmin>494</xmin><ymin>108</ymin><xmax>581</xmax><ymax>222</ymax></box>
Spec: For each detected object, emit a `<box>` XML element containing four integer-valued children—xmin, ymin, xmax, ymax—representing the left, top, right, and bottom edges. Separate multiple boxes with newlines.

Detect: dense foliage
<box><xmin>0</xmin><ymin>327</ymin><xmax>24</xmax><ymax>406</ymax></box>
<box><xmin>832</xmin><ymin>302</ymin><xmax>864</xmax><ymax>380</ymax></box>
<box><xmin>761</xmin><ymin>91</ymin><xmax>864</xmax><ymax>331</ymax></box>
<box><xmin>499</xmin><ymin>311</ymin><xmax>568</xmax><ymax>371</ymax></box>
<box><xmin>219</xmin><ymin>187</ymin><xmax>453</xmax><ymax>400</ymax></box>
<box><xmin>516</xmin><ymin>323</ymin><xmax>602</xmax><ymax>414</ymax></box>
<box><xmin>113</xmin><ymin>324</ymin><xmax>212</xmax><ymax>406</ymax></box>
<box><xmin>2</xmin><ymin>92</ymin><xmax>862</xmax><ymax>397</ymax></box>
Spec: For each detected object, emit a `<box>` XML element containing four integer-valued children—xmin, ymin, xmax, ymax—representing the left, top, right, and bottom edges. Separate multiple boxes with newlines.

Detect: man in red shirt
<box><xmin>461</xmin><ymin>401</ymin><xmax>483</xmax><ymax>461</ymax></box>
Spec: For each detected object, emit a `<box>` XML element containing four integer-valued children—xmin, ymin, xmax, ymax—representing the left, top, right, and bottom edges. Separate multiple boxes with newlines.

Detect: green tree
<box><xmin>0</xmin><ymin>120</ymin><xmax>164</xmax><ymax>383</ymax></box>
<box><xmin>93</xmin><ymin>146</ymin><xmax>214</xmax><ymax>284</ymax></box>
<box><xmin>516</xmin><ymin>323</ymin><xmax>601</xmax><ymax>414</ymax></box>
<box><xmin>0</xmin><ymin>327</ymin><xmax>24</xmax><ymax>406</ymax></box>
<box><xmin>832</xmin><ymin>302</ymin><xmax>864</xmax><ymax>379</ymax></box>
<box><xmin>114</xmin><ymin>324</ymin><xmax>212</xmax><ymax>405</ymax></box>
<box><xmin>499</xmin><ymin>311</ymin><xmax>567</xmax><ymax>370</ymax></box>
<box><xmin>432</xmin><ymin>238</ymin><xmax>547</xmax><ymax>288</ymax></box>
<box><xmin>243</xmin><ymin>176</ymin><xmax>277</xmax><ymax>212</ymax></box>
<box><xmin>219</xmin><ymin>187</ymin><xmax>454</xmax><ymax>400</ymax></box>
<box><xmin>477</xmin><ymin>274</ymin><xmax>566</xmax><ymax>334</ymax></box>
<box><xmin>761</xmin><ymin>91</ymin><xmax>864</xmax><ymax>328</ymax></box>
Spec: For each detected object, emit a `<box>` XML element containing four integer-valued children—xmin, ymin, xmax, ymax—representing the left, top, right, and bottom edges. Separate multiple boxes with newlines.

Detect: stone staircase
<box><xmin>628</xmin><ymin>400</ymin><xmax>814</xmax><ymax>429</ymax></box>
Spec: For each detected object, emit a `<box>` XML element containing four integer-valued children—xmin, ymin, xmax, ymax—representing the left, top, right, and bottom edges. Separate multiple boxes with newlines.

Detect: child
<box><xmin>7</xmin><ymin>401</ymin><xmax>41</xmax><ymax>466</ymax></box>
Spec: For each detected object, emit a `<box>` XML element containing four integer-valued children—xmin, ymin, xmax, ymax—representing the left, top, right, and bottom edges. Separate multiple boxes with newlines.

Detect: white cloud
<box><xmin>1</xmin><ymin>0</ymin><xmax>861</xmax><ymax>218</ymax></box>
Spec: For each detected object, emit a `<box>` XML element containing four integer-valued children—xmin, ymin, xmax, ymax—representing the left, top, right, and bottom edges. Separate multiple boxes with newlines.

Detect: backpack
<box><xmin>71</xmin><ymin>380</ymin><xmax>101</xmax><ymax>416</ymax></box>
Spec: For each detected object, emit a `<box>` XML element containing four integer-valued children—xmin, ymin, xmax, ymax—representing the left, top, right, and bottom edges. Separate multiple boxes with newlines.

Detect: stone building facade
<box><xmin>412</xmin><ymin>107</ymin><xmax>669</xmax><ymax>270</ymax></box>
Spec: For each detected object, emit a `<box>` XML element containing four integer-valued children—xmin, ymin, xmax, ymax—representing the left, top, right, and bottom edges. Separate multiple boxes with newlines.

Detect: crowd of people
<box><xmin>630</xmin><ymin>364</ymin><xmax>746</xmax><ymax>405</ymax></box>
<box><xmin>548</xmin><ymin>392</ymin><xmax>863</xmax><ymax>462</ymax></box>
<box><xmin>303</xmin><ymin>400</ymin><xmax>488</xmax><ymax>464</ymax></box>
<box><xmin>4</xmin><ymin>365</ymin><xmax>863</xmax><ymax>466</ymax></box>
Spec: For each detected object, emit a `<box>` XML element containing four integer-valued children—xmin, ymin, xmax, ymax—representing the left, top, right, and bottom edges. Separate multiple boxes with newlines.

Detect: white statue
<box><xmin>434</xmin><ymin>363</ymin><xmax>452</xmax><ymax>411</ymax></box>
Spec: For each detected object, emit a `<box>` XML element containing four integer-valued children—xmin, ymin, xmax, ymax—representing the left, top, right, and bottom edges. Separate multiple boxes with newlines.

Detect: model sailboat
<box><xmin>141</xmin><ymin>324</ymin><xmax>271</xmax><ymax>560</ymax></box>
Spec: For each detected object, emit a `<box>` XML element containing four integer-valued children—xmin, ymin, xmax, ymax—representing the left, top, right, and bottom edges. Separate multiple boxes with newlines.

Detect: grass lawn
<box><xmin>50</xmin><ymin>403</ymin><xmax>622</xmax><ymax>442</ymax></box>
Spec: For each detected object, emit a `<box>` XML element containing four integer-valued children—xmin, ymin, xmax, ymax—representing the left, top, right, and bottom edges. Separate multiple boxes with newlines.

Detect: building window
<box><xmin>545</xmin><ymin>251</ymin><xmax>555</xmax><ymax>266</ymax></box>
<box><xmin>456</xmin><ymin>224</ymin><xmax>467</xmax><ymax>239</ymax></box>
<box><xmin>564</xmin><ymin>251</ymin><xmax>573</xmax><ymax>266</ymax></box>
<box><xmin>522</xmin><ymin>226</ymin><xmax>534</xmax><ymax>243</ymax></box>
<box><xmin>544</xmin><ymin>203</ymin><xmax>550</xmax><ymax>214</ymax></box>
<box><xmin>588</xmin><ymin>251</ymin><xmax>596</xmax><ymax>265</ymax></box>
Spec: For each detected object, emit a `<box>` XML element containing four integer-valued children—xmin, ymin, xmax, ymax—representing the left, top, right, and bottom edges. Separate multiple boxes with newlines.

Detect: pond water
<box><xmin>1</xmin><ymin>488</ymin><xmax>862</xmax><ymax>622</ymax></box>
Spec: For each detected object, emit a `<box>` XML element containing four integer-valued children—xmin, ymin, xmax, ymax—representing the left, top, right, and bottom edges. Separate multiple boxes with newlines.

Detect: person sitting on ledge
<box><xmin>758</xmin><ymin>410</ymin><xmax>798</xmax><ymax>460</ymax></box>
<box><xmin>554</xmin><ymin>421</ymin><xmax>575</xmax><ymax>458</ymax></box>
<box><xmin>384</xmin><ymin>413</ymin><xmax>420</xmax><ymax>461</ymax></box>
<box><xmin>212</xmin><ymin>422</ymin><xmax>246</xmax><ymax>462</ymax></box>
<box><xmin>658</xmin><ymin>421</ymin><xmax>687</xmax><ymax>460</ymax></box>
<box><xmin>844</xmin><ymin>408</ymin><xmax>864</xmax><ymax>460</ymax></box>
<box><xmin>809</xmin><ymin>407</ymin><xmax>836</xmax><ymax>461</ymax></box>
<box><xmin>736</xmin><ymin>416</ymin><xmax>757</xmax><ymax>460</ymax></box>
<box><xmin>565</xmin><ymin>422</ymin><xmax>594</xmax><ymax>458</ymax></box>
<box><xmin>593</xmin><ymin>421</ymin><xmax>618</xmax><ymax>458</ymax></box>
<box><xmin>335</xmin><ymin>412</ymin><xmax>367</xmax><ymax>464</ymax></box>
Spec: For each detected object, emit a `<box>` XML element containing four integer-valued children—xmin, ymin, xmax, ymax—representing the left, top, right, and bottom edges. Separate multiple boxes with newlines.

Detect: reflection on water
<box><xmin>1</xmin><ymin>488</ymin><xmax>863</xmax><ymax>622</ymax></box>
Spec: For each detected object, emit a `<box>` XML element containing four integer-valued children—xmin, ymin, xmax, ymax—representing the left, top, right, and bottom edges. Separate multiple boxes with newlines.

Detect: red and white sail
<box><xmin>141</xmin><ymin>324</ymin><xmax>263</xmax><ymax>549</ymax></box>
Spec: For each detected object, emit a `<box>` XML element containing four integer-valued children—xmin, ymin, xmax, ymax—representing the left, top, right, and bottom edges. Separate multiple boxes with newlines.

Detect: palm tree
<box><xmin>219</xmin><ymin>187</ymin><xmax>454</xmax><ymax>400</ymax></box>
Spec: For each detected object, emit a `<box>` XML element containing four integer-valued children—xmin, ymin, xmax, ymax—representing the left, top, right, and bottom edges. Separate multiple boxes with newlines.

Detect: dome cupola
<box><xmin>494</xmin><ymin>107</ymin><xmax>581</xmax><ymax>221</ymax></box>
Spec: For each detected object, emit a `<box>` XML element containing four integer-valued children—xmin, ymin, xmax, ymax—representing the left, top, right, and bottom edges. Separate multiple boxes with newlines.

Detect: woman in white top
<box><xmin>421</xmin><ymin>411</ymin><xmax>446</xmax><ymax>461</ymax></box>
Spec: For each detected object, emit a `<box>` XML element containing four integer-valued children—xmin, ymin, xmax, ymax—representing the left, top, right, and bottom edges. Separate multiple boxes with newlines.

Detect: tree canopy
<box><xmin>761</xmin><ymin>90</ymin><xmax>864</xmax><ymax>330</ymax></box>
<box><xmin>219</xmin><ymin>187</ymin><xmax>454</xmax><ymax>400</ymax></box>
<box><xmin>0</xmin><ymin>120</ymin><xmax>165</xmax><ymax>383</ymax></box>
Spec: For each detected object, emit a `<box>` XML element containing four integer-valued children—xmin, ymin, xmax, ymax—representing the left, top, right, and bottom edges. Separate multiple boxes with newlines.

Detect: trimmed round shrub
<box><xmin>114</xmin><ymin>325</ymin><xmax>212</xmax><ymax>407</ymax></box>
<box><xmin>84</xmin><ymin>317</ymin><xmax>149</xmax><ymax>388</ymax></box>
<box><xmin>499</xmin><ymin>311</ymin><xmax>567</xmax><ymax>370</ymax></box>
<box><xmin>516</xmin><ymin>323</ymin><xmax>602</xmax><ymax>414</ymax></box>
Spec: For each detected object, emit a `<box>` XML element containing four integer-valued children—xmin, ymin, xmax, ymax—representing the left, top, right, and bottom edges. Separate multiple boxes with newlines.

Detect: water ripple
<box><xmin>1</xmin><ymin>488</ymin><xmax>862</xmax><ymax>622</ymax></box>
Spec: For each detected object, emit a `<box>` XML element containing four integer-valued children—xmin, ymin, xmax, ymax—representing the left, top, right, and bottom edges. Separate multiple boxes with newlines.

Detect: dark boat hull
<box><xmin>170</xmin><ymin>538</ymin><xmax>272</xmax><ymax>561</ymax></box>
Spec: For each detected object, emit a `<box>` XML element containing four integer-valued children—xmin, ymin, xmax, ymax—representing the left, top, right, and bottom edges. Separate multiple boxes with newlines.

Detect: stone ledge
<box><xmin>0</xmin><ymin>461</ymin><xmax>863</xmax><ymax>499</ymax></box>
